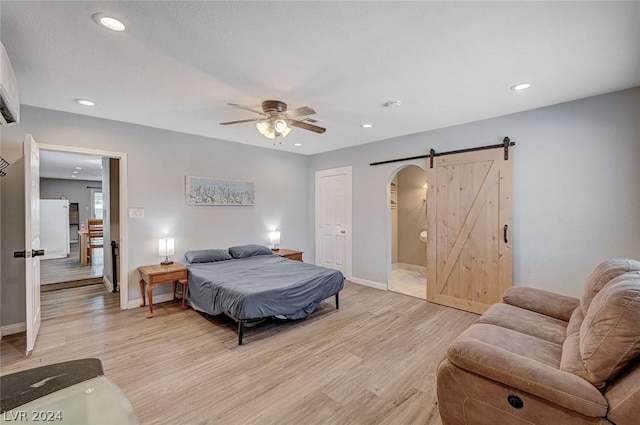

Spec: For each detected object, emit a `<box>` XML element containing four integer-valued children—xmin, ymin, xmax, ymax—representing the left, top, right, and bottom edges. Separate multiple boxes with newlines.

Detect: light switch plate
<box><xmin>129</xmin><ymin>208</ymin><xmax>144</xmax><ymax>218</ymax></box>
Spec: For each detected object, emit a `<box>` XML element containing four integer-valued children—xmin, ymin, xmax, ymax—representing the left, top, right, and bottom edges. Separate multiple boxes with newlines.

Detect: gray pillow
<box><xmin>228</xmin><ymin>244</ymin><xmax>273</xmax><ymax>259</ymax></box>
<box><xmin>185</xmin><ymin>249</ymin><xmax>232</xmax><ymax>264</ymax></box>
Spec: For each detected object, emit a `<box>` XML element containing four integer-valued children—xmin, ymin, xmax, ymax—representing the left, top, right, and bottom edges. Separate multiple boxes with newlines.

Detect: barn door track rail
<box><xmin>369</xmin><ymin>137</ymin><xmax>515</xmax><ymax>168</ymax></box>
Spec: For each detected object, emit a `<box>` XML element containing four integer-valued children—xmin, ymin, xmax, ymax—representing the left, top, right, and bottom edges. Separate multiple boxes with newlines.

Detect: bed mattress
<box><xmin>187</xmin><ymin>254</ymin><xmax>344</xmax><ymax>320</ymax></box>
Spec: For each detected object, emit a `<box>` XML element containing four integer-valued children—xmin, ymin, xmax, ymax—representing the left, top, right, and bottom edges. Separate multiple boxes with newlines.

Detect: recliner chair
<box><xmin>437</xmin><ymin>259</ymin><xmax>640</xmax><ymax>425</ymax></box>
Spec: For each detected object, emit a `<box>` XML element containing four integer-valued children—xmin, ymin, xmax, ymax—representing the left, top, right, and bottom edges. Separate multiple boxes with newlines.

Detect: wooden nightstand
<box><xmin>138</xmin><ymin>263</ymin><xmax>188</xmax><ymax>318</ymax></box>
<box><xmin>273</xmin><ymin>249</ymin><xmax>303</xmax><ymax>262</ymax></box>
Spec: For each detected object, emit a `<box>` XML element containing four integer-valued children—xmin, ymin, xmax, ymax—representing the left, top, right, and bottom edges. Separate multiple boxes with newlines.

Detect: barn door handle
<box><xmin>503</xmin><ymin>225</ymin><xmax>509</xmax><ymax>243</ymax></box>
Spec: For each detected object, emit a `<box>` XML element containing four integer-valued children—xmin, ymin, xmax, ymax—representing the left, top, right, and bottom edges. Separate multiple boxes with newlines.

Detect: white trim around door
<box><xmin>39</xmin><ymin>143</ymin><xmax>129</xmax><ymax>310</ymax></box>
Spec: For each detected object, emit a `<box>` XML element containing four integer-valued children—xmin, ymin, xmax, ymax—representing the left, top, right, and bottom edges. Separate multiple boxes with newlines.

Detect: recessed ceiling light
<box><xmin>93</xmin><ymin>13</ymin><xmax>126</xmax><ymax>32</ymax></box>
<box><xmin>75</xmin><ymin>166</ymin><xmax>82</xmax><ymax>170</ymax></box>
<box><xmin>75</xmin><ymin>99</ymin><xmax>95</xmax><ymax>106</ymax></box>
<box><xmin>72</xmin><ymin>171</ymin><xmax>79</xmax><ymax>174</ymax></box>
<box><xmin>71</xmin><ymin>175</ymin><xmax>77</xmax><ymax>178</ymax></box>
<box><xmin>510</xmin><ymin>82</ymin><xmax>532</xmax><ymax>91</ymax></box>
<box><xmin>294</xmin><ymin>143</ymin><xmax>302</xmax><ymax>147</ymax></box>
<box><xmin>384</xmin><ymin>100</ymin><xmax>402</xmax><ymax>108</ymax></box>
<box><xmin>361</xmin><ymin>123</ymin><xmax>373</xmax><ymax>128</ymax></box>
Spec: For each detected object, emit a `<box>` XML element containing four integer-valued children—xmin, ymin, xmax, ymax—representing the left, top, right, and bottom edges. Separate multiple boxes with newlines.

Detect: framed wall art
<box><xmin>186</xmin><ymin>176</ymin><xmax>255</xmax><ymax>206</ymax></box>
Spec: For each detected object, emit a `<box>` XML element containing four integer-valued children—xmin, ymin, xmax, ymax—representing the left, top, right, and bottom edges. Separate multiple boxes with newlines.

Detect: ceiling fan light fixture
<box><xmin>256</xmin><ymin>120</ymin><xmax>269</xmax><ymax>135</ymax></box>
<box><xmin>273</xmin><ymin>118</ymin><xmax>288</xmax><ymax>133</ymax></box>
<box><xmin>264</xmin><ymin>127</ymin><xmax>276</xmax><ymax>139</ymax></box>
<box><xmin>280</xmin><ymin>126</ymin><xmax>292</xmax><ymax>138</ymax></box>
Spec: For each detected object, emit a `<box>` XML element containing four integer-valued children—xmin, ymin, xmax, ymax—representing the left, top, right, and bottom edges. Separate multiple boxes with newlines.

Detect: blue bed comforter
<box><xmin>187</xmin><ymin>254</ymin><xmax>344</xmax><ymax>320</ymax></box>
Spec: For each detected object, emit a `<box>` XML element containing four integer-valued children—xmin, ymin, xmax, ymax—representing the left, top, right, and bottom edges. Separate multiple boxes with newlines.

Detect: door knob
<box><xmin>340</xmin><ymin>230</ymin><xmax>346</xmax><ymax>234</ymax></box>
<box><xmin>14</xmin><ymin>249</ymin><xmax>45</xmax><ymax>258</ymax></box>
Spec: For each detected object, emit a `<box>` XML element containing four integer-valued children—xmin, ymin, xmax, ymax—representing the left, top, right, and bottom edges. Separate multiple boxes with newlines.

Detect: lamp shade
<box><xmin>256</xmin><ymin>120</ymin><xmax>269</xmax><ymax>135</ymax></box>
<box><xmin>269</xmin><ymin>231</ymin><xmax>281</xmax><ymax>245</ymax></box>
<box><xmin>280</xmin><ymin>126</ymin><xmax>292</xmax><ymax>138</ymax></box>
<box><xmin>159</xmin><ymin>238</ymin><xmax>175</xmax><ymax>257</ymax></box>
<box><xmin>273</xmin><ymin>119</ymin><xmax>288</xmax><ymax>133</ymax></box>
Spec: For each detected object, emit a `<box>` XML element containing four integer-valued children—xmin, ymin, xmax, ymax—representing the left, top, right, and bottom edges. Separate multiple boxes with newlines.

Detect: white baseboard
<box><xmin>126</xmin><ymin>292</ymin><xmax>175</xmax><ymax>309</ymax></box>
<box><xmin>349</xmin><ymin>276</ymin><xmax>388</xmax><ymax>291</ymax></box>
<box><xmin>1</xmin><ymin>322</ymin><xmax>26</xmax><ymax>337</ymax></box>
<box><xmin>103</xmin><ymin>276</ymin><xmax>113</xmax><ymax>292</ymax></box>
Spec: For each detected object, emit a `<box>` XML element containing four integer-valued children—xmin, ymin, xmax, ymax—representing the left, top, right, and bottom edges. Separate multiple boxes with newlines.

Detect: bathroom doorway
<box><xmin>389</xmin><ymin>165</ymin><xmax>428</xmax><ymax>299</ymax></box>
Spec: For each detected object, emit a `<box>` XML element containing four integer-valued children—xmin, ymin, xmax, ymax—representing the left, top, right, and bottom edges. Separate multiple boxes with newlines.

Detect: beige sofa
<box><xmin>437</xmin><ymin>259</ymin><xmax>640</xmax><ymax>425</ymax></box>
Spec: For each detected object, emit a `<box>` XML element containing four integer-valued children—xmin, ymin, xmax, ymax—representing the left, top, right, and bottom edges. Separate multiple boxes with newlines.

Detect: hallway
<box><xmin>40</xmin><ymin>243</ymin><xmax>103</xmax><ymax>286</ymax></box>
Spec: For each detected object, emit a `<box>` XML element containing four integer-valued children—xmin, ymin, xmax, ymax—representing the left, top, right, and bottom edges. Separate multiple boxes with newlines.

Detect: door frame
<box><xmin>39</xmin><ymin>143</ymin><xmax>129</xmax><ymax>310</ymax></box>
<box><xmin>386</xmin><ymin>164</ymin><xmax>428</xmax><ymax>291</ymax></box>
<box><xmin>314</xmin><ymin>166</ymin><xmax>352</xmax><ymax>280</ymax></box>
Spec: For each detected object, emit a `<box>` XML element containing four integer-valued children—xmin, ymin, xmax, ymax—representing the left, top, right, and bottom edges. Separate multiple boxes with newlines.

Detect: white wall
<box><xmin>1</xmin><ymin>106</ymin><xmax>310</xmax><ymax>327</ymax></box>
<box><xmin>309</xmin><ymin>87</ymin><xmax>640</xmax><ymax>297</ymax></box>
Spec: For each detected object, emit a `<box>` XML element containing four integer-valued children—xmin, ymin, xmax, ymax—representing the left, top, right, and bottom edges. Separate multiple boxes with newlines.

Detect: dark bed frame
<box><xmin>227</xmin><ymin>292</ymin><xmax>340</xmax><ymax>345</ymax></box>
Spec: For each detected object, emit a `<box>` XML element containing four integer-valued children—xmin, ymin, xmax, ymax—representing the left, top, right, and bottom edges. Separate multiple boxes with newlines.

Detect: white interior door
<box><xmin>25</xmin><ymin>134</ymin><xmax>42</xmax><ymax>355</ymax></box>
<box><xmin>315</xmin><ymin>167</ymin><xmax>352</xmax><ymax>278</ymax></box>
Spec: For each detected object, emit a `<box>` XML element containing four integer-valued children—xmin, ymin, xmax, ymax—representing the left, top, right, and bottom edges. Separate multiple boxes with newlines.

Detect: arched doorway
<box><xmin>388</xmin><ymin>165</ymin><xmax>428</xmax><ymax>299</ymax></box>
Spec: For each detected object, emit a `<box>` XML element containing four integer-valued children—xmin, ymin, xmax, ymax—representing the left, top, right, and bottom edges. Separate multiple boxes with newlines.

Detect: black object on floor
<box><xmin>0</xmin><ymin>358</ymin><xmax>104</xmax><ymax>413</ymax></box>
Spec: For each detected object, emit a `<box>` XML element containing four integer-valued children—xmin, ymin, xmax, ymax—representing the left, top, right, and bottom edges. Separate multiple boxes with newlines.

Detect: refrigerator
<box><xmin>40</xmin><ymin>199</ymin><xmax>70</xmax><ymax>260</ymax></box>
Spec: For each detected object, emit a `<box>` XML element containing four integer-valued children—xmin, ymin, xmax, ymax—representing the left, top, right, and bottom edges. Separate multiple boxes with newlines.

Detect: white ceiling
<box><xmin>1</xmin><ymin>1</ymin><xmax>639</xmax><ymax>155</ymax></box>
<box><xmin>39</xmin><ymin>150</ymin><xmax>103</xmax><ymax>181</ymax></box>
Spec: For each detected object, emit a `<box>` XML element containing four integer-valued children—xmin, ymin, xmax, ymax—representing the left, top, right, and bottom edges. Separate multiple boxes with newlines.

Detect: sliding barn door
<box><xmin>426</xmin><ymin>148</ymin><xmax>513</xmax><ymax>314</ymax></box>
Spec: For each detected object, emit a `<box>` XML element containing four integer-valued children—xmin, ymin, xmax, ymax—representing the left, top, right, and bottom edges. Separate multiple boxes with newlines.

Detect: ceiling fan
<box><xmin>220</xmin><ymin>100</ymin><xmax>326</xmax><ymax>140</ymax></box>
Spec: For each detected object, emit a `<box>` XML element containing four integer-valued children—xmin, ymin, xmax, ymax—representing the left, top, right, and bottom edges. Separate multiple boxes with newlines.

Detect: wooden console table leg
<box><xmin>139</xmin><ymin>279</ymin><xmax>146</xmax><ymax>307</ymax></box>
<box><xmin>147</xmin><ymin>285</ymin><xmax>154</xmax><ymax>319</ymax></box>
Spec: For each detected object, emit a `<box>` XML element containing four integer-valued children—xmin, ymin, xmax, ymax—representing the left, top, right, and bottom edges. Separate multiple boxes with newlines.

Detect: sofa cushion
<box><xmin>477</xmin><ymin>303</ymin><xmax>568</xmax><ymax>345</ymax></box>
<box><xmin>580</xmin><ymin>259</ymin><xmax>640</xmax><ymax>315</ymax></box>
<box><xmin>566</xmin><ymin>307</ymin><xmax>584</xmax><ymax>336</ymax></box>
<box><xmin>605</xmin><ymin>365</ymin><xmax>640</xmax><ymax>425</ymax></box>
<box><xmin>560</xmin><ymin>308</ymin><xmax>585</xmax><ymax>374</ymax></box>
<box><xmin>454</xmin><ymin>323</ymin><xmax>562</xmax><ymax>368</ymax></box>
<box><xmin>578</xmin><ymin>271</ymin><xmax>640</xmax><ymax>389</ymax></box>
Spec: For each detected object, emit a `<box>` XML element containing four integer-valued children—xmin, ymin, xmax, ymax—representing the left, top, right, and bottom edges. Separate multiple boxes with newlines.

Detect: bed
<box><xmin>185</xmin><ymin>245</ymin><xmax>344</xmax><ymax>345</ymax></box>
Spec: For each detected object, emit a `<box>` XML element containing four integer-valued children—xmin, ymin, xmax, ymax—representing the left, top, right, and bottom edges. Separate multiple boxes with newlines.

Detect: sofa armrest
<box><xmin>447</xmin><ymin>338</ymin><xmax>608</xmax><ymax>417</ymax></box>
<box><xmin>502</xmin><ymin>286</ymin><xmax>579</xmax><ymax>322</ymax></box>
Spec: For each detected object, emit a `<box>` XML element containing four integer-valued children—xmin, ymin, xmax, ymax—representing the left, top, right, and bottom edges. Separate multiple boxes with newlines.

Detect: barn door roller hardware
<box><xmin>369</xmin><ymin>137</ymin><xmax>515</xmax><ymax>167</ymax></box>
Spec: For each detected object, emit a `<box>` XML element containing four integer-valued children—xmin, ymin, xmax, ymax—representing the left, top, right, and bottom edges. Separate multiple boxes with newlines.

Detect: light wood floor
<box><xmin>40</xmin><ymin>243</ymin><xmax>103</xmax><ymax>285</ymax></box>
<box><xmin>0</xmin><ymin>282</ymin><xmax>478</xmax><ymax>425</ymax></box>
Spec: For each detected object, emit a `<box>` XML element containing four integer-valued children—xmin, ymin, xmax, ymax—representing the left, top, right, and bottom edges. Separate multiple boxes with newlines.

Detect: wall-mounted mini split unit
<box><xmin>0</xmin><ymin>42</ymin><xmax>20</xmax><ymax>126</ymax></box>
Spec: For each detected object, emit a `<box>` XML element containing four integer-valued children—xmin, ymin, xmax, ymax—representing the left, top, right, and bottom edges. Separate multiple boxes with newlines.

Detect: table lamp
<box><xmin>269</xmin><ymin>231</ymin><xmax>280</xmax><ymax>251</ymax></box>
<box><xmin>159</xmin><ymin>237</ymin><xmax>174</xmax><ymax>265</ymax></box>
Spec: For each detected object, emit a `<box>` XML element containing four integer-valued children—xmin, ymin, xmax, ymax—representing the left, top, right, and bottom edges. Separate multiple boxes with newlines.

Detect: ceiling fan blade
<box><xmin>288</xmin><ymin>119</ymin><xmax>326</xmax><ymax>134</ymax></box>
<box><xmin>284</xmin><ymin>106</ymin><xmax>316</xmax><ymax>118</ymax></box>
<box><xmin>219</xmin><ymin>119</ymin><xmax>258</xmax><ymax>125</ymax></box>
<box><xmin>227</xmin><ymin>103</ymin><xmax>267</xmax><ymax>116</ymax></box>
